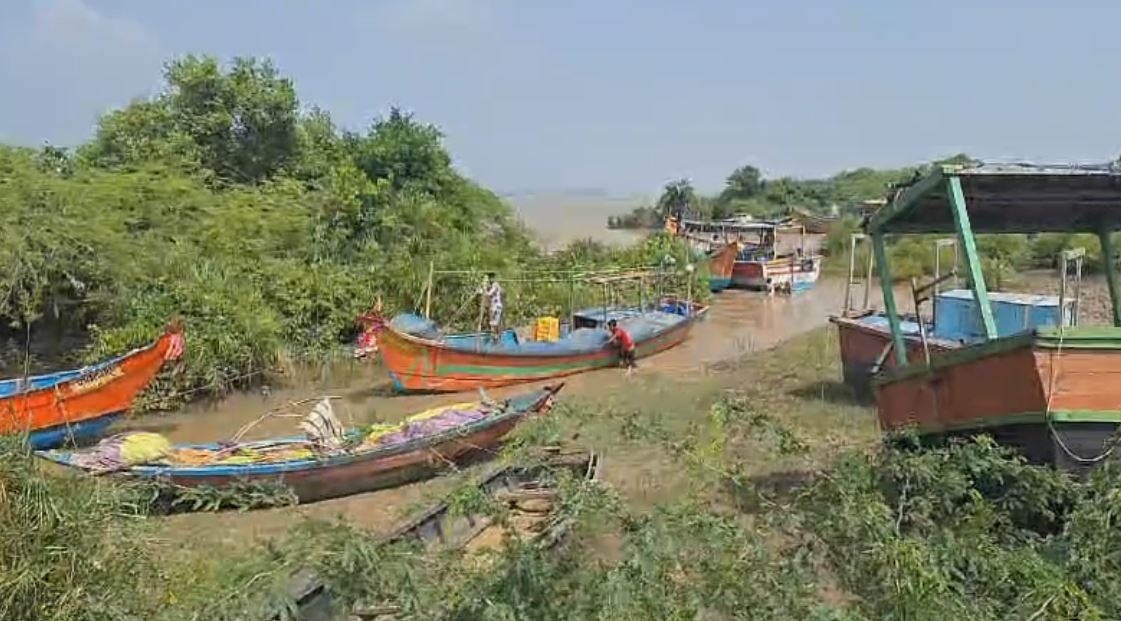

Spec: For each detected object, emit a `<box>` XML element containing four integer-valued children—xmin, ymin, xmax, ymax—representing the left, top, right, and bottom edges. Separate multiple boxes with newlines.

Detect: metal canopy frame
<box><xmin>864</xmin><ymin>161</ymin><xmax>1121</xmax><ymax>367</ymax></box>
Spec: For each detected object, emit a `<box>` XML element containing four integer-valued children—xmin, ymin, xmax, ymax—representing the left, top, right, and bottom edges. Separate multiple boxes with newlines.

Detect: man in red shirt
<box><xmin>606</xmin><ymin>319</ymin><xmax>637</xmax><ymax>374</ymax></box>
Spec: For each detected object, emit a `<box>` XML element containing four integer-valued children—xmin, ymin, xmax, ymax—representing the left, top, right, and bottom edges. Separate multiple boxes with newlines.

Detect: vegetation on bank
<box><xmin>822</xmin><ymin>215</ymin><xmax>1116</xmax><ymax>287</ymax></box>
<box><xmin>607</xmin><ymin>162</ymin><xmax>932</xmax><ymax>229</ymax></box>
<box><xmin>7</xmin><ymin>328</ymin><xmax>1121</xmax><ymax>620</ymax></box>
<box><xmin>0</xmin><ymin>55</ymin><xmax>702</xmax><ymax>410</ymax></box>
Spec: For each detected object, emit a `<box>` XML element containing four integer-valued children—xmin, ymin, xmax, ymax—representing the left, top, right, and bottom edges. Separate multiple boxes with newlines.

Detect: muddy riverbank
<box><xmin>131</xmin><ymin>277</ymin><xmax>873</xmax><ymax>548</ymax></box>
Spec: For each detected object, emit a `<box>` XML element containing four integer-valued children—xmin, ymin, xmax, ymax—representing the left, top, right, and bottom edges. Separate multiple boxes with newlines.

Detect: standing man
<box><xmin>481</xmin><ymin>272</ymin><xmax>504</xmax><ymax>340</ymax></box>
<box><xmin>605</xmin><ymin>319</ymin><xmax>637</xmax><ymax>375</ymax></box>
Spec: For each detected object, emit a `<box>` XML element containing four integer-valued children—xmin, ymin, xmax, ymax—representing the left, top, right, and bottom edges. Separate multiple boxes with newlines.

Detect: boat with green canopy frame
<box><xmin>863</xmin><ymin>160</ymin><xmax>1121</xmax><ymax>472</ymax></box>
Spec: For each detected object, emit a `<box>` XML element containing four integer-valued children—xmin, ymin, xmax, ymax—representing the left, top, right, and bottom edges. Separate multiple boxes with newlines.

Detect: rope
<box><xmin>228</xmin><ymin>395</ymin><xmax>343</xmax><ymax>443</ymax></box>
<box><xmin>1043</xmin><ymin>314</ymin><xmax>1116</xmax><ymax>465</ymax></box>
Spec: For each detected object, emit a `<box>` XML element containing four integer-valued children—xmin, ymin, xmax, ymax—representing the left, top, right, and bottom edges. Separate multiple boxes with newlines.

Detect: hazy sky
<box><xmin>1</xmin><ymin>0</ymin><xmax>1119</xmax><ymax>194</ymax></box>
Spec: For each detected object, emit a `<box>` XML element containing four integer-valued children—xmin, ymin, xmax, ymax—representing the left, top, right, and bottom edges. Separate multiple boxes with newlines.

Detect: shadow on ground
<box><xmin>786</xmin><ymin>379</ymin><xmax>866</xmax><ymax>406</ymax></box>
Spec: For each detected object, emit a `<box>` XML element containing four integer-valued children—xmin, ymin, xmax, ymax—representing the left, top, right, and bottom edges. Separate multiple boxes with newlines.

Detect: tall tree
<box><xmin>83</xmin><ymin>55</ymin><xmax>299</xmax><ymax>184</ymax></box>
<box><xmin>719</xmin><ymin>165</ymin><xmax>762</xmax><ymax>204</ymax></box>
<box><xmin>166</xmin><ymin>56</ymin><xmax>299</xmax><ymax>183</ymax></box>
<box><xmin>656</xmin><ymin>179</ymin><xmax>697</xmax><ymax>220</ymax></box>
<box><xmin>348</xmin><ymin>108</ymin><xmax>452</xmax><ymax>195</ymax></box>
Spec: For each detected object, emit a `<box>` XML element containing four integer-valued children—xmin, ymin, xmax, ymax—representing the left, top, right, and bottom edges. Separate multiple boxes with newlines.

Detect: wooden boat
<box><xmin>705</xmin><ymin>241</ymin><xmax>739</xmax><ymax>292</ymax></box>
<box><xmin>38</xmin><ymin>385</ymin><xmax>563</xmax><ymax>503</ymax></box>
<box><xmin>367</xmin><ymin>298</ymin><xmax>707</xmax><ymax>393</ymax></box>
<box><xmin>830</xmin><ymin>236</ymin><xmax>961</xmax><ymax>398</ymax></box>
<box><xmin>864</xmin><ymin>161</ymin><xmax>1121</xmax><ymax>471</ymax></box>
<box><xmin>666</xmin><ymin>221</ymin><xmax>738</xmax><ymax>293</ymax></box>
<box><xmin>277</xmin><ymin>448</ymin><xmax>602</xmax><ymax>621</ymax></box>
<box><xmin>0</xmin><ymin>323</ymin><xmax>184</xmax><ymax>449</ymax></box>
<box><xmin>731</xmin><ymin>251</ymin><xmax>823</xmax><ymax>293</ymax></box>
<box><xmin>786</xmin><ymin>206</ymin><xmax>838</xmax><ymax>234</ymax></box>
<box><xmin>830</xmin><ymin>311</ymin><xmax>957</xmax><ymax>400</ymax></box>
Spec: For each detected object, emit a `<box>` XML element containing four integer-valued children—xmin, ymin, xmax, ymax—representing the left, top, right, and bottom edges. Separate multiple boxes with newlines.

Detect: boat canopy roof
<box><xmin>678</xmin><ymin>217</ymin><xmax>795</xmax><ymax>232</ymax></box>
<box><xmin>864</xmin><ymin>161</ymin><xmax>1121</xmax><ymax>235</ymax></box>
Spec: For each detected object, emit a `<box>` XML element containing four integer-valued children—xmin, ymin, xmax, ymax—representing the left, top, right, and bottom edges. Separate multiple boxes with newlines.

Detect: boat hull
<box><xmin>874</xmin><ymin>328</ymin><xmax>1121</xmax><ymax>472</ymax></box>
<box><xmin>731</xmin><ymin>255</ymin><xmax>822</xmax><ymax>292</ymax></box>
<box><xmin>706</xmin><ymin>243</ymin><xmax>738</xmax><ymax>292</ymax></box>
<box><xmin>830</xmin><ymin>313</ymin><xmax>954</xmax><ymax>400</ymax></box>
<box><xmin>1</xmin><ymin>326</ymin><xmax>183</xmax><ymax>449</ymax></box>
<box><xmin>279</xmin><ymin>448</ymin><xmax>601</xmax><ymax>621</ymax></box>
<box><xmin>377</xmin><ymin>304</ymin><xmax>708</xmax><ymax>393</ymax></box>
<box><xmin>709</xmin><ymin>277</ymin><xmax>732</xmax><ymax>292</ymax></box>
<box><xmin>155</xmin><ymin>412</ymin><xmax>529</xmax><ymax>503</ymax></box>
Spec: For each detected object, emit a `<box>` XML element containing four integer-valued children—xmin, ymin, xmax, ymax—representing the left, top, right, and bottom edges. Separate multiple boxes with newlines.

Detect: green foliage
<box><xmin>0</xmin><ymin>437</ymin><xmax>162</xmax><ymax>620</ymax></box>
<box><xmin>141</xmin><ymin>479</ymin><xmax>298</xmax><ymax>513</ymax></box>
<box><xmin>15</xmin><ymin>355</ymin><xmax>1121</xmax><ymax>619</ymax></box>
<box><xmin>84</xmin><ymin>55</ymin><xmax>299</xmax><ymax>184</ymax></box>
<box><xmin>6</xmin><ymin>54</ymin><xmax>663</xmax><ymax>407</ymax></box>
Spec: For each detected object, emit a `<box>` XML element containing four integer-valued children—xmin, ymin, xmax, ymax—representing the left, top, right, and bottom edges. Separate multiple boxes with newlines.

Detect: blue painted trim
<box><xmin>709</xmin><ymin>277</ymin><xmax>732</xmax><ymax>292</ymax></box>
<box><xmin>28</xmin><ymin>413</ymin><xmax>123</xmax><ymax>449</ymax></box>
<box><xmin>389</xmin><ymin>371</ymin><xmax>405</xmax><ymax>393</ymax></box>
<box><xmin>0</xmin><ymin>338</ymin><xmax>159</xmax><ymax>398</ymax></box>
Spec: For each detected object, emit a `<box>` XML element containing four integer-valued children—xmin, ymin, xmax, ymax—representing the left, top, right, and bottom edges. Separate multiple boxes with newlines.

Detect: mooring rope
<box><xmin>1044</xmin><ymin>321</ymin><xmax>1116</xmax><ymax>464</ymax></box>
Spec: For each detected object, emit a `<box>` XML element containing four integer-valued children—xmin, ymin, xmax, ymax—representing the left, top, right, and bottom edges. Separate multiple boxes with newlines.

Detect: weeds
<box><xmin>11</xmin><ymin>331</ymin><xmax>1121</xmax><ymax>620</ymax></box>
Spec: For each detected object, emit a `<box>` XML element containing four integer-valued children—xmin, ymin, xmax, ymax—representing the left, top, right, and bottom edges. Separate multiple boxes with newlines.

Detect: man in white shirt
<box><xmin>481</xmin><ymin>272</ymin><xmax>503</xmax><ymax>339</ymax></box>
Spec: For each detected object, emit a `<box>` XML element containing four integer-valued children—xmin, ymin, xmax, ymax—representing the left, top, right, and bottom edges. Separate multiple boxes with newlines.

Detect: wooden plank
<box><xmin>1099</xmin><ymin>227</ymin><xmax>1121</xmax><ymax>327</ymax></box>
<box><xmin>864</xmin><ymin>168</ymin><xmax>945</xmax><ymax>234</ymax></box>
<box><xmin>947</xmin><ymin>175</ymin><xmax>997</xmax><ymax>340</ymax></box>
<box><xmin>872</xmin><ymin>233</ymin><xmax>908</xmax><ymax>366</ymax></box>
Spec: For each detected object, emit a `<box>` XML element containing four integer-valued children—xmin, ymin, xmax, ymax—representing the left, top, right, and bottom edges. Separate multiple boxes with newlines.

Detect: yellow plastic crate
<box><xmin>533</xmin><ymin>316</ymin><xmax>560</xmax><ymax>342</ymax></box>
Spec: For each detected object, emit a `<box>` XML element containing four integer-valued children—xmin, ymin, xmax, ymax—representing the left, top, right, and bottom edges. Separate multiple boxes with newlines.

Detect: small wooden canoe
<box><xmin>279</xmin><ymin>447</ymin><xmax>602</xmax><ymax>621</ymax></box>
<box><xmin>38</xmin><ymin>385</ymin><xmax>562</xmax><ymax>504</ymax></box>
<box><xmin>367</xmin><ymin>300</ymin><xmax>707</xmax><ymax>393</ymax></box>
<box><xmin>0</xmin><ymin>323</ymin><xmax>184</xmax><ymax>449</ymax></box>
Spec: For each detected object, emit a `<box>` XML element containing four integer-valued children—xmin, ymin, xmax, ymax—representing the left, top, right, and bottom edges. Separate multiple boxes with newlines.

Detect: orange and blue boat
<box><xmin>364</xmin><ymin>299</ymin><xmax>707</xmax><ymax>393</ymax></box>
<box><xmin>705</xmin><ymin>242</ymin><xmax>739</xmax><ymax>292</ymax></box>
<box><xmin>0</xmin><ymin>323</ymin><xmax>184</xmax><ymax>449</ymax></box>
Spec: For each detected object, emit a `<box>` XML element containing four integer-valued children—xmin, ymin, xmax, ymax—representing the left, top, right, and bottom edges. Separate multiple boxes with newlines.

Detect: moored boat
<box><xmin>38</xmin><ymin>384</ymin><xmax>563</xmax><ymax>503</ymax></box>
<box><xmin>0</xmin><ymin>322</ymin><xmax>184</xmax><ymax>449</ymax></box>
<box><xmin>277</xmin><ymin>447</ymin><xmax>602</xmax><ymax>621</ymax></box>
<box><xmin>705</xmin><ymin>241</ymin><xmax>739</xmax><ymax>292</ymax></box>
<box><xmin>863</xmin><ymin>161</ymin><xmax>1121</xmax><ymax>472</ymax></box>
<box><xmin>724</xmin><ymin>220</ymin><xmax>822</xmax><ymax>293</ymax></box>
<box><xmin>367</xmin><ymin>297</ymin><xmax>707</xmax><ymax>393</ymax></box>
<box><xmin>830</xmin><ymin>236</ymin><xmax>960</xmax><ymax>399</ymax></box>
<box><xmin>731</xmin><ymin>251</ymin><xmax>823</xmax><ymax>293</ymax></box>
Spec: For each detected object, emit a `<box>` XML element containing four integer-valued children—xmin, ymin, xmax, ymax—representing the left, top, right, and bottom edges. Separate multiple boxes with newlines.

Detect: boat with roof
<box><xmin>848</xmin><ymin>160</ymin><xmax>1121</xmax><ymax>471</ymax></box>
<box><xmin>669</xmin><ymin>215</ymin><xmax>822</xmax><ymax>293</ymax></box>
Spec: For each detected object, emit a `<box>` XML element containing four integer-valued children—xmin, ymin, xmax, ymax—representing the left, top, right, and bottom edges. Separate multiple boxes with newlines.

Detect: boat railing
<box><xmin>1059</xmin><ymin>247</ymin><xmax>1085</xmax><ymax>327</ymax></box>
<box><xmin>910</xmin><ymin>269</ymin><xmax>959</xmax><ymax>366</ymax></box>
<box><xmin>931</xmin><ymin>238</ymin><xmax>958</xmax><ymax>328</ymax></box>
<box><xmin>843</xmin><ymin>233</ymin><xmax>873</xmax><ymax>317</ymax></box>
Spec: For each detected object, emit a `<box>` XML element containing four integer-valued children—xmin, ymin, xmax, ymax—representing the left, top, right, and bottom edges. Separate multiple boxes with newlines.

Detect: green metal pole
<box><xmin>947</xmin><ymin>176</ymin><xmax>997</xmax><ymax>340</ymax></box>
<box><xmin>872</xmin><ymin>233</ymin><xmax>908</xmax><ymax>366</ymax></box>
<box><xmin>1099</xmin><ymin>227</ymin><xmax>1121</xmax><ymax>326</ymax></box>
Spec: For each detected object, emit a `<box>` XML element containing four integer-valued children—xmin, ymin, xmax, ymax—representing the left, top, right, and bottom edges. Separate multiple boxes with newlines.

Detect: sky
<box><xmin>1</xmin><ymin>0</ymin><xmax>1120</xmax><ymax>195</ymax></box>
